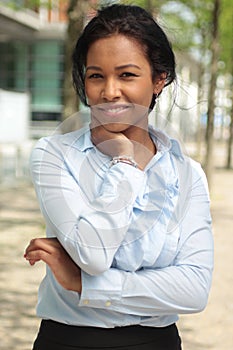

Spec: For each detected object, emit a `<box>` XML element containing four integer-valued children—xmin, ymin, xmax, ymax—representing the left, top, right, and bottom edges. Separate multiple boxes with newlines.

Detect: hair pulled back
<box><xmin>72</xmin><ymin>4</ymin><xmax>176</xmax><ymax>110</ymax></box>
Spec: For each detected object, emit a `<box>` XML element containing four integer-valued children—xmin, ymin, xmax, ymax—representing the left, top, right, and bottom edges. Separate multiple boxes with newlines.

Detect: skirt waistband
<box><xmin>38</xmin><ymin>320</ymin><xmax>178</xmax><ymax>347</ymax></box>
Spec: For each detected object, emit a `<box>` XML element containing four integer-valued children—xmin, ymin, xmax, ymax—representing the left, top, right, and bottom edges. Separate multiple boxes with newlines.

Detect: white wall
<box><xmin>0</xmin><ymin>89</ymin><xmax>30</xmax><ymax>143</ymax></box>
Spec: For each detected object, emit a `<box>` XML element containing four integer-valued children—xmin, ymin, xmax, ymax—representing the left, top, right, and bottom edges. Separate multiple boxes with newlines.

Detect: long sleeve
<box><xmin>79</xmin><ymin>161</ymin><xmax>214</xmax><ymax>316</ymax></box>
<box><xmin>30</xmin><ymin>133</ymin><xmax>145</xmax><ymax>275</ymax></box>
<box><xmin>32</xmin><ymin>127</ymin><xmax>214</xmax><ymax>327</ymax></box>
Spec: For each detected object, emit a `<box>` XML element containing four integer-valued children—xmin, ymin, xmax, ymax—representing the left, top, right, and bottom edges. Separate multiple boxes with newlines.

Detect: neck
<box><xmin>123</xmin><ymin>124</ymin><xmax>156</xmax><ymax>169</ymax></box>
<box><xmin>123</xmin><ymin>123</ymin><xmax>155</xmax><ymax>150</ymax></box>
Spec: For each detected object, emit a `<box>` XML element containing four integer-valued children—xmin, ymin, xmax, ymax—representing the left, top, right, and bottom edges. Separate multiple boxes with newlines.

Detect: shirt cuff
<box><xmin>103</xmin><ymin>162</ymin><xmax>146</xmax><ymax>204</ymax></box>
<box><xmin>79</xmin><ymin>269</ymin><xmax>123</xmax><ymax>308</ymax></box>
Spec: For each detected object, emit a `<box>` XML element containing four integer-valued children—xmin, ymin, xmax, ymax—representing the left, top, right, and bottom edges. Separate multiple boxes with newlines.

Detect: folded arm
<box><xmin>26</xmin><ymin>161</ymin><xmax>214</xmax><ymax>316</ymax></box>
<box><xmin>78</xmin><ymin>165</ymin><xmax>214</xmax><ymax>316</ymax></box>
<box><xmin>30</xmin><ymin>135</ymin><xmax>145</xmax><ymax>275</ymax></box>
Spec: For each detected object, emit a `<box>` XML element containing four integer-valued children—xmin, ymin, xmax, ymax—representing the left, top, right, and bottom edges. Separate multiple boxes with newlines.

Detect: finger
<box><xmin>24</xmin><ymin>238</ymin><xmax>45</xmax><ymax>254</ymax></box>
<box><xmin>24</xmin><ymin>252</ymin><xmax>41</xmax><ymax>263</ymax></box>
<box><xmin>25</xmin><ymin>241</ymin><xmax>66</xmax><ymax>267</ymax></box>
<box><xmin>28</xmin><ymin>258</ymin><xmax>40</xmax><ymax>266</ymax></box>
<box><xmin>25</xmin><ymin>249</ymin><xmax>52</xmax><ymax>266</ymax></box>
<box><xmin>25</xmin><ymin>237</ymin><xmax>59</xmax><ymax>255</ymax></box>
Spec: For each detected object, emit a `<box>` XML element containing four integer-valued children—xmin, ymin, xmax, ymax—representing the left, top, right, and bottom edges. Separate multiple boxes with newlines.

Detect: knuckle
<box><xmin>30</xmin><ymin>238</ymin><xmax>41</xmax><ymax>247</ymax></box>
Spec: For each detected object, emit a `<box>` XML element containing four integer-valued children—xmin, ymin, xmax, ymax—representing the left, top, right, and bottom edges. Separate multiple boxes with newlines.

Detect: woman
<box><xmin>24</xmin><ymin>4</ymin><xmax>214</xmax><ymax>350</ymax></box>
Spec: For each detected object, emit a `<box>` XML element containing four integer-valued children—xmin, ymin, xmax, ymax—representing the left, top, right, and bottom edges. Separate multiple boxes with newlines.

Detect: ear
<box><xmin>153</xmin><ymin>73</ymin><xmax>166</xmax><ymax>95</ymax></box>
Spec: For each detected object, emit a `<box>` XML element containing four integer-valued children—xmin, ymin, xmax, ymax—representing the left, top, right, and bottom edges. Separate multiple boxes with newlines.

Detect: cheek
<box><xmin>131</xmin><ymin>85</ymin><xmax>154</xmax><ymax>105</ymax></box>
<box><xmin>84</xmin><ymin>80</ymin><xmax>90</xmax><ymax>95</ymax></box>
<box><xmin>85</xmin><ymin>83</ymin><xmax>97</xmax><ymax>103</ymax></box>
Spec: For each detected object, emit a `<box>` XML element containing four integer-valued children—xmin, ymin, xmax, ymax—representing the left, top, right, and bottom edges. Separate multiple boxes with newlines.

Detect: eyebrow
<box><xmin>86</xmin><ymin>64</ymin><xmax>141</xmax><ymax>71</ymax></box>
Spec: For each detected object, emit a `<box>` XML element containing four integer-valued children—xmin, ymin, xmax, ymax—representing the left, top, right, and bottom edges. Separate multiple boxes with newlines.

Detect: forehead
<box><xmin>86</xmin><ymin>34</ymin><xmax>148</xmax><ymax>64</ymax></box>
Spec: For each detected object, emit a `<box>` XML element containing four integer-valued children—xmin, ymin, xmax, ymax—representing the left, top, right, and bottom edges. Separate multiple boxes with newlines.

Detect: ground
<box><xmin>0</xmin><ymin>169</ymin><xmax>232</xmax><ymax>350</ymax></box>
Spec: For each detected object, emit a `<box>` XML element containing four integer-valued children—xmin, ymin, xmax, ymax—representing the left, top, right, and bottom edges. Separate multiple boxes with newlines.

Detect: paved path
<box><xmin>178</xmin><ymin>169</ymin><xmax>233</xmax><ymax>350</ymax></box>
<box><xmin>0</xmin><ymin>169</ymin><xmax>232</xmax><ymax>350</ymax></box>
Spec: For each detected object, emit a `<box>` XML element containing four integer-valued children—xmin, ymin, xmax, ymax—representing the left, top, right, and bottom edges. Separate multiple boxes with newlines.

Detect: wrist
<box><xmin>111</xmin><ymin>155</ymin><xmax>142</xmax><ymax>170</ymax></box>
<box><xmin>68</xmin><ymin>273</ymin><xmax>82</xmax><ymax>293</ymax></box>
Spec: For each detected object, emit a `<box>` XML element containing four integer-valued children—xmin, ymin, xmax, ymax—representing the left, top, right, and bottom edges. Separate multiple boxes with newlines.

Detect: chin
<box><xmin>102</xmin><ymin>122</ymin><xmax>131</xmax><ymax>133</ymax></box>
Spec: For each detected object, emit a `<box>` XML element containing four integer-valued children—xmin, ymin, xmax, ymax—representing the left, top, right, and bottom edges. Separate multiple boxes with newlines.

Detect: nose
<box><xmin>101</xmin><ymin>78</ymin><xmax>121</xmax><ymax>101</ymax></box>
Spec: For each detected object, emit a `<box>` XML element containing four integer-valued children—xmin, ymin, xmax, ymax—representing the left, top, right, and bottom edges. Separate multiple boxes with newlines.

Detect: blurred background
<box><xmin>0</xmin><ymin>0</ymin><xmax>232</xmax><ymax>349</ymax></box>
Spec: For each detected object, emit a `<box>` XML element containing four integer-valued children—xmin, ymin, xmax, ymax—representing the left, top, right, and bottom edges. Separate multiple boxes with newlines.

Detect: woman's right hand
<box><xmin>90</xmin><ymin>122</ymin><xmax>134</xmax><ymax>158</ymax></box>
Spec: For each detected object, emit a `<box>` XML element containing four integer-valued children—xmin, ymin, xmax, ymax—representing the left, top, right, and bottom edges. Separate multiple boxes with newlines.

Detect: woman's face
<box><xmin>85</xmin><ymin>34</ymin><xmax>164</xmax><ymax>131</ymax></box>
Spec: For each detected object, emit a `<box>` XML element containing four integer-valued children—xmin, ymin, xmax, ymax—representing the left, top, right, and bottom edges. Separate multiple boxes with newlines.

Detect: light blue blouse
<box><xmin>30</xmin><ymin>125</ymin><xmax>214</xmax><ymax>328</ymax></box>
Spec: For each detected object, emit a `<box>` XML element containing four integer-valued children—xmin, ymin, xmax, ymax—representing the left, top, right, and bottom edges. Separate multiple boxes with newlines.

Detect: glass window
<box><xmin>0</xmin><ymin>42</ymin><xmax>28</xmax><ymax>90</ymax></box>
<box><xmin>30</xmin><ymin>41</ymin><xmax>64</xmax><ymax>112</ymax></box>
<box><xmin>0</xmin><ymin>39</ymin><xmax>64</xmax><ymax>120</ymax></box>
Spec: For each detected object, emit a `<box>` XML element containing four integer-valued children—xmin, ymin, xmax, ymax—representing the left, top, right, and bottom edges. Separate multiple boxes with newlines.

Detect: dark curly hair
<box><xmin>72</xmin><ymin>4</ymin><xmax>176</xmax><ymax>110</ymax></box>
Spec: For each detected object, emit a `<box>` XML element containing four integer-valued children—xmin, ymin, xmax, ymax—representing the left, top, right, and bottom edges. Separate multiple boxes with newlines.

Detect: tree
<box><xmin>62</xmin><ymin>0</ymin><xmax>89</xmax><ymax>122</ymax></box>
<box><xmin>219</xmin><ymin>0</ymin><xmax>233</xmax><ymax>168</ymax></box>
<box><xmin>61</xmin><ymin>0</ymin><xmax>98</xmax><ymax>133</ymax></box>
<box><xmin>204</xmin><ymin>0</ymin><xmax>221</xmax><ymax>186</ymax></box>
<box><xmin>227</xmin><ymin>78</ymin><xmax>233</xmax><ymax>168</ymax></box>
<box><xmin>159</xmin><ymin>1</ymin><xmax>213</xmax><ymax>158</ymax></box>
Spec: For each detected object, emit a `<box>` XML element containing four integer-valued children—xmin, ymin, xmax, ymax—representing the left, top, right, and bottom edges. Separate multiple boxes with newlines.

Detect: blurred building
<box><xmin>0</xmin><ymin>1</ymin><xmax>71</xmax><ymax>182</ymax></box>
<box><xmin>0</xmin><ymin>1</ymin><xmax>68</xmax><ymax>132</ymax></box>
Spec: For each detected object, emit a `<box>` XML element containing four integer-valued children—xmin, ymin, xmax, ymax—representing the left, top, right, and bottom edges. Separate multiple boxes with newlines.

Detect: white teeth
<box><xmin>107</xmin><ymin>107</ymin><xmax>125</xmax><ymax>113</ymax></box>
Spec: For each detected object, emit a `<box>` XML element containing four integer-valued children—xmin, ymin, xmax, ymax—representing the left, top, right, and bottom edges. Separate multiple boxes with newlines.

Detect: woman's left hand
<box><xmin>24</xmin><ymin>237</ymin><xmax>82</xmax><ymax>293</ymax></box>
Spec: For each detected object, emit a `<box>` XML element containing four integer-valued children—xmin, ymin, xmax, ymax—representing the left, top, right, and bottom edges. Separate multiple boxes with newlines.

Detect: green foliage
<box><xmin>132</xmin><ymin>0</ymin><xmax>213</xmax><ymax>52</ymax></box>
<box><xmin>3</xmin><ymin>0</ymin><xmax>51</xmax><ymax>11</ymax></box>
<box><xmin>219</xmin><ymin>0</ymin><xmax>233</xmax><ymax>72</ymax></box>
<box><xmin>2</xmin><ymin>1</ymin><xmax>23</xmax><ymax>10</ymax></box>
<box><xmin>132</xmin><ymin>0</ymin><xmax>233</xmax><ymax>76</ymax></box>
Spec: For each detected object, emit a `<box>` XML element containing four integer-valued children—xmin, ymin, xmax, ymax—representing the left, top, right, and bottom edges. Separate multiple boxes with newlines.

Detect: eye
<box><xmin>87</xmin><ymin>73</ymin><xmax>103</xmax><ymax>79</ymax></box>
<box><xmin>120</xmin><ymin>72</ymin><xmax>139</xmax><ymax>78</ymax></box>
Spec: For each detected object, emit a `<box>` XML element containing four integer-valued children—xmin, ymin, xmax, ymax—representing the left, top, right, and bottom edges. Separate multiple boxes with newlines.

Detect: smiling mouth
<box><xmin>96</xmin><ymin>104</ymin><xmax>131</xmax><ymax>117</ymax></box>
<box><xmin>106</xmin><ymin>107</ymin><xmax>127</xmax><ymax>114</ymax></box>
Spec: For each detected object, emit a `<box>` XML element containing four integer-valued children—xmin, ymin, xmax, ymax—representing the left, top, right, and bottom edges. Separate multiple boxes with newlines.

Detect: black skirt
<box><xmin>32</xmin><ymin>320</ymin><xmax>182</xmax><ymax>350</ymax></box>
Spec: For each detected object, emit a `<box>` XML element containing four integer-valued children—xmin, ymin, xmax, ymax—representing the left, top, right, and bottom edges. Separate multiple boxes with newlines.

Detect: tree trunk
<box><xmin>226</xmin><ymin>28</ymin><xmax>233</xmax><ymax>168</ymax></box>
<box><xmin>145</xmin><ymin>0</ymin><xmax>154</xmax><ymax>14</ymax></box>
<box><xmin>226</xmin><ymin>80</ymin><xmax>233</xmax><ymax>168</ymax></box>
<box><xmin>195</xmin><ymin>62</ymin><xmax>205</xmax><ymax>162</ymax></box>
<box><xmin>62</xmin><ymin>0</ymin><xmax>89</xmax><ymax>127</ymax></box>
<box><xmin>195</xmin><ymin>25</ymin><xmax>209</xmax><ymax>163</ymax></box>
<box><xmin>204</xmin><ymin>0</ymin><xmax>221</xmax><ymax>187</ymax></box>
